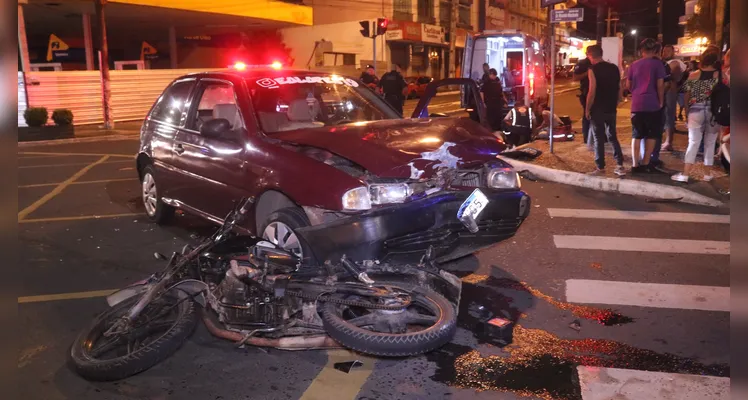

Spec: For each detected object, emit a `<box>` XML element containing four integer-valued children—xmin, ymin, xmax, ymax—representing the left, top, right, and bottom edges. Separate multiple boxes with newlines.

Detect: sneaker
<box><xmin>614</xmin><ymin>165</ymin><xmax>627</xmax><ymax>176</ymax></box>
<box><xmin>671</xmin><ymin>173</ymin><xmax>689</xmax><ymax>183</ymax></box>
<box><xmin>703</xmin><ymin>174</ymin><xmax>714</xmax><ymax>182</ymax></box>
<box><xmin>631</xmin><ymin>165</ymin><xmax>647</xmax><ymax>174</ymax></box>
<box><xmin>587</xmin><ymin>168</ymin><xmax>605</xmax><ymax>176</ymax></box>
<box><xmin>647</xmin><ymin>164</ymin><xmax>667</xmax><ymax>174</ymax></box>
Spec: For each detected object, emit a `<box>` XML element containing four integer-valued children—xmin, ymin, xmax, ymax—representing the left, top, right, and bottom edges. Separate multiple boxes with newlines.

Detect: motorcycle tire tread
<box><xmin>319</xmin><ymin>284</ymin><xmax>457</xmax><ymax>357</ymax></box>
<box><xmin>69</xmin><ymin>296</ymin><xmax>199</xmax><ymax>381</ymax></box>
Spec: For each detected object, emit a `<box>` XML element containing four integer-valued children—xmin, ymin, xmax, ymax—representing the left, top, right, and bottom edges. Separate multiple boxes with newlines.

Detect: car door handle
<box><xmin>174</xmin><ymin>144</ymin><xmax>185</xmax><ymax>155</ymax></box>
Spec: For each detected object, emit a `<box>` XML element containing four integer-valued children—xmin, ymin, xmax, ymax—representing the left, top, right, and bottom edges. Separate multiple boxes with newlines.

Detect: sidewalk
<box><xmin>18</xmin><ymin>121</ymin><xmax>142</xmax><ymax>145</ymax></box>
<box><xmin>505</xmin><ymin>112</ymin><xmax>729</xmax><ymax>206</ymax></box>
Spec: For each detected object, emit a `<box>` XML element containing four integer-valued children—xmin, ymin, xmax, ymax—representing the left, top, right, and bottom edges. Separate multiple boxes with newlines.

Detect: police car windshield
<box><xmin>247</xmin><ymin>75</ymin><xmax>400</xmax><ymax>134</ymax></box>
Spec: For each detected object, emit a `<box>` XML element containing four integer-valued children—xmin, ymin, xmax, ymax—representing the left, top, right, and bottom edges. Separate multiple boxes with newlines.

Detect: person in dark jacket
<box><xmin>480</xmin><ymin>63</ymin><xmax>491</xmax><ymax>86</ymax></box>
<box><xmin>359</xmin><ymin>65</ymin><xmax>379</xmax><ymax>91</ymax></box>
<box><xmin>481</xmin><ymin>68</ymin><xmax>505</xmax><ymax>132</ymax></box>
<box><xmin>378</xmin><ymin>64</ymin><xmax>408</xmax><ymax>115</ymax></box>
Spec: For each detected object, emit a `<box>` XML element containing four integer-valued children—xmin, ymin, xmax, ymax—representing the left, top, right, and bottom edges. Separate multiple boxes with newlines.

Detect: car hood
<box><xmin>271</xmin><ymin>118</ymin><xmax>508</xmax><ymax>179</ymax></box>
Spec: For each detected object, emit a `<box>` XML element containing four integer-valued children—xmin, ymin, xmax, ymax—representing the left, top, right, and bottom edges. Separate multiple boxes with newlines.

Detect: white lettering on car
<box><xmin>255</xmin><ymin>76</ymin><xmax>360</xmax><ymax>88</ymax></box>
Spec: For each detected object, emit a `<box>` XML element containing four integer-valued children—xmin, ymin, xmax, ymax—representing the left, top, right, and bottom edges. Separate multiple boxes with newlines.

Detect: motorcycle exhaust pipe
<box><xmin>201</xmin><ymin>310</ymin><xmax>342</xmax><ymax>350</ymax></box>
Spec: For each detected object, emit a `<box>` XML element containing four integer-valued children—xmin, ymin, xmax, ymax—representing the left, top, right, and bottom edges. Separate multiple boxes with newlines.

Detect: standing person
<box><xmin>671</xmin><ymin>50</ymin><xmax>722</xmax><ymax>182</ymax></box>
<box><xmin>626</xmin><ymin>38</ymin><xmax>666</xmax><ymax>173</ymax></box>
<box><xmin>573</xmin><ymin>56</ymin><xmax>592</xmax><ymax>148</ymax></box>
<box><xmin>585</xmin><ymin>44</ymin><xmax>626</xmax><ymax>176</ymax></box>
<box><xmin>660</xmin><ymin>44</ymin><xmax>685</xmax><ymax>152</ymax></box>
<box><xmin>379</xmin><ymin>64</ymin><xmax>408</xmax><ymax>116</ymax></box>
<box><xmin>640</xmin><ymin>43</ymin><xmax>671</xmax><ymax>170</ymax></box>
<box><xmin>480</xmin><ymin>63</ymin><xmax>491</xmax><ymax>86</ymax></box>
<box><xmin>359</xmin><ymin>65</ymin><xmax>379</xmax><ymax>91</ymax></box>
<box><xmin>481</xmin><ymin>68</ymin><xmax>505</xmax><ymax>132</ymax></box>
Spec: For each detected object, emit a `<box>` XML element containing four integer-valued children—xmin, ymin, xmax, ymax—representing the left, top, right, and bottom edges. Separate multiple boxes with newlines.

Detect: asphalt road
<box><xmin>18</xmin><ymin>136</ymin><xmax>729</xmax><ymax>400</ymax></box>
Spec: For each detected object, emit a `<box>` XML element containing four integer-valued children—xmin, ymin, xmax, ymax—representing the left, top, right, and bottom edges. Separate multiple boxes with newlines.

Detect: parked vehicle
<box><xmin>461</xmin><ymin>30</ymin><xmax>548</xmax><ymax>107</ymax></box>
<box><xmin>406</xmin><ymin>76</ymin><xmax>433</xmax><ymax>99</ymax></box>
<box><xmin>69</xmin><ymin>198</ymin><xmax>462</xmax><ymax>381</ymax></box>
<box><xmin>137</xmin><ymin>68</ymin><xmax>530</xmax><ymax>264</ymax></box>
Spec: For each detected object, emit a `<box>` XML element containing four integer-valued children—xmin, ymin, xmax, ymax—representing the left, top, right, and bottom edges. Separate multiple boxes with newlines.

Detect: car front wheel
<box><xmin>141</xmin><ymin>165</ymin><xmax>174</xmax><ymax>224</ymax></box>
<box><xmin>260</xmin><ymin>207</ymin><xmax>315</xmax><ymax>264</ymax></box>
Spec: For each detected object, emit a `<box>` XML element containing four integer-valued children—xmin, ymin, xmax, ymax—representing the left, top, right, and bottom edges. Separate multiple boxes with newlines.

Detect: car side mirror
<box><xmin>429</xmin><ymin>113</ymin><xmax>449</xmax><ymax>118</ymax></box>
<box><xmin>200</xmin><ymin>118</ymin><xmax>231</xmax><ymax>139</ymax></box>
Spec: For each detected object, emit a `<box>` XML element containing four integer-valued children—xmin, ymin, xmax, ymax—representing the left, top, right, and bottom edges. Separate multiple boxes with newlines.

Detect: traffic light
<box><xmin>359</xmin><ymin>20</ymin><xmax>371</xmax><ymax>38</ymax></box>
<box><xmin>376</xmin><ymin>18</ymin><xmax>388</xmax><ymax>36</ymax></box>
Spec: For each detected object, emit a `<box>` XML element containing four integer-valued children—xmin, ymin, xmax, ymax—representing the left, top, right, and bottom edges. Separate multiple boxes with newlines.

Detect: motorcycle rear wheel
<box><xmin>319</xmin><ymin>283</ymin><xmax>456</xmax><ymax>357</ymax></box>
<box><xmin>69</xmin><ymin>291</ymin><xmax>198</xmax><ymax>381</ymax></box>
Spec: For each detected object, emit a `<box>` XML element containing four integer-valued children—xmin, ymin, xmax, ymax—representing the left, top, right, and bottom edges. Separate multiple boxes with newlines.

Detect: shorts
<box><xmin>631</xmin><ymin>110</ymin><xmax>662</xmax><ymax>140</ymax></box>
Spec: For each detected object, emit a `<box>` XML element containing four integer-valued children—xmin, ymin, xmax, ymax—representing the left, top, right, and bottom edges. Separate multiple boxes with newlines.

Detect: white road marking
<box><xmin>18</xmin><ymin>160</ymin><xmax>131</xmax><ymax>169</ymax></box>
<box><xmin>566</xmin><ymin>279</ymin><xmax>730</xmax><ymax>311</ymax></box>
<box><xmin>547</xmin><ymin>208</ymin><xmax>730</xmax><ymax>224</ymax></box>
<box><xmin>19</xmin><ymin>289</ymin><xmax>117</xmax><ymax>303</ymax></box>
<box><xmin>553</xmin><ymin>235</ymin><xmax>730</xmax><ymax>255</ymax></box>
<box><xmin>577</xmin><ymin>366</ymin><xmax>730</xmax><ymax>400</ymax></box>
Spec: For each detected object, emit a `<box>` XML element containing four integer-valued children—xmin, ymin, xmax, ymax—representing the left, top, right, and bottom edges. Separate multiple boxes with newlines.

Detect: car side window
<box><xmin>188</xmin><ymin>81</ymin><xmax>243</xmax><ymax>133</ymax></box>
<box><xmin>418</xmin><ymin>77</ymin><xmax>431</xmax><ymax>85</ymax></box>
<box><xmin>149</xmin><ymin>80</ymin><xmax>195</xmax><ymax>125</ymax></box>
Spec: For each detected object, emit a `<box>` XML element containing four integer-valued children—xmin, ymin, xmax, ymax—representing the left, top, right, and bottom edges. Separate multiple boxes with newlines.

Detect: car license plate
<box><xmin>457</xmin><ymin>188</ymin><xmax>489</xmax><ymax>222</ymax></box>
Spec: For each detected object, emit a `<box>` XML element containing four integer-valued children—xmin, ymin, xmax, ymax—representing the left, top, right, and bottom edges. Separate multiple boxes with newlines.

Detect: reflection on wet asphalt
<box><xmin>425</xmin><ymin>273</ymin><xmax>730</xmax><ymax>399</ymax></box>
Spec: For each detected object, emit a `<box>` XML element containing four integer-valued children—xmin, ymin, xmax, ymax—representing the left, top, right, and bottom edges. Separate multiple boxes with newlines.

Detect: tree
<box><xmin>686</xmin><ymin>0</ymin><xmax>716</xmax><ymax>41</ymax></box>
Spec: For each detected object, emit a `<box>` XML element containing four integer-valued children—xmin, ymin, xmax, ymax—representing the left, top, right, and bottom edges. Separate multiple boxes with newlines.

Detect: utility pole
<box><xmin>606</xmin><ymin>6</ymin><xmax>611</xmax><ymax>37</ymax></box>
<box><xmin>596</xmin><ymin>1</ymin><xmax>604</xmax><ymax>42</ymax></box>
<box><xmin>95</xmin><ymin>0</ymin><xmax>113</xmax><ymax>129</ymax></box>
<box><xmin>547</xmin><ymin>6</ymin><xmax>556</xmax><ymax>154</ymax></box>
<box><xmin>448</xmin><ymin>0</ymin><xmax>458</xmax><ymax>78</ymax></box>
<box><xmin>605</xmin><ymin>9</ymin><xmax>619</xmax><ymax>37</ymax></box>
<box><xmin>657</xmin><ymin>0</ymin><xmax>663</xmax><ymax>42</ymax></box>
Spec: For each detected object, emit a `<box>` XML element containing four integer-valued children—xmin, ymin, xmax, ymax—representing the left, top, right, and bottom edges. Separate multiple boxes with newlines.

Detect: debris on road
<box><xmin>569</xmin><ymin>320</ymin><xmax>582</xmax><ymax>332</ymax></box>
<box><xmin>590</xmin><ymin>262</ymin><xmax>602</xmax><ymax>271</ymax></box>
<box><xmin>334</xmin><ymin>360</ymin><xmax>364</xmax><ymax>373</ymax></box>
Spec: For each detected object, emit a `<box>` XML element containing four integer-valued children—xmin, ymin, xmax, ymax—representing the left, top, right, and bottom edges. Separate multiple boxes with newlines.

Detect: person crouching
<box><xmin>502</xmin><ymin>100</ymin><xmax>533</xmax><ymax>148</ymax></box>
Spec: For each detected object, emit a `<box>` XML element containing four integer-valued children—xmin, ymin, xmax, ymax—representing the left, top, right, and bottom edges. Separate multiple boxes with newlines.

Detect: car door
<box><xmin>143</xmin><ymin>78</ymin><xmax>197</xmax><ymax>202</ymax></box>
<box><xmin>171</xmin><ymin>77</ymin><xmax>250</xmax><ymax>221</ymax></box>
<box><xmin>411</xmin><ymin>78</ymin><xmax>489</xmax><ymax>128</ymax></box>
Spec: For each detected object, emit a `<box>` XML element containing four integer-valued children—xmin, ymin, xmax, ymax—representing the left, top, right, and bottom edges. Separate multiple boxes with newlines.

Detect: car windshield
<box><xmin>246</xmin><ymin>74</ymin><xmax>401</xmax><ymax>134</ymax></box>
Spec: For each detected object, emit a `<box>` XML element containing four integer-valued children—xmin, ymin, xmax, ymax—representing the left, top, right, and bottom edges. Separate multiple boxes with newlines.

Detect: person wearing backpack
<box><xmin>671</xmin><ymin>50</ymin><xmax>723</xmax><ymax>183</ymax></box>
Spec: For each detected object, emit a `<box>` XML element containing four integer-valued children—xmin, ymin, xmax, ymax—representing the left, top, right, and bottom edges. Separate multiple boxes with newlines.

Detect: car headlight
<box><xmin>487</xmin><ymin>168</ymin><xmax>521</xmax><ymax>189</ymax></box>
<box><xmin>370</xmin><ymin>183</ymin><xmax>412</xmax><ymax>205</ymax></box>
<box><xmin>342</xmin><ymin>187</ymin><xmax>372</xmax><ymax>210</ymax></box>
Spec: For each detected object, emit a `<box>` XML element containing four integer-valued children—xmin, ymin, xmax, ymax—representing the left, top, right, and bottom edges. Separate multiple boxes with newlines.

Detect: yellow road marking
<box><xmin>18</xmin><ymin>156</ymin><xmax>110</xmax><ymax>221</ymax></box>
<box><xmin>299</xmin><ymin>349</ymin><xmax>376</xmax><ymax>400</ymax></box>
<box><xmin>18</xmin><ymin>289</ymin><xmax>117</xmax><ymax>304</ymax></box>
<box><xmin>19</xmin><ymin>213</ymin><xmax>141</xmax><ymax>224</ymax></box>
<box><xmin>19</xmin><ymin>178</ymin><xmax>137</xmax><ymax>189</ymax></box>
<box><xmin>19</xmin><ymin>160</ymin><xmax>131</xmax><ymax>169</ymax></box>
<box><xmin>18</xmin><ymin>151</ymin><xmax>133</xmax><ymax>158</ymax></box>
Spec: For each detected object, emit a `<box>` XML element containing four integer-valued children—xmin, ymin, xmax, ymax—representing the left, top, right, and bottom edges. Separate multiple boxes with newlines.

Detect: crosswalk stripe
<box><xmin>566</xmin><ymin>279</ymin><xmax>730</xmax><ymax>311</ymax></box>
<box><xmin>577</xmin><ymin>366</ymin><xmax>729</xmax><ymax>400</ymax></box>
<box><xmin>553</xmin><ymin>235</ymin><xmax>730</xmax><ymax>255</ymax></box>
<box><xmin>547</xmin><ymin>208</ymin><xmax>730</xmax><ymax>224</ymax></box>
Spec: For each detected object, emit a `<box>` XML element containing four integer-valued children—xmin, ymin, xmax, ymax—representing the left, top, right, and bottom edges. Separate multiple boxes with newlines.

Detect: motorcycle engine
<box><xmin>213</xmin><ymin>260</ymin><xmax>281</xmax><ymax>328</ymax></box>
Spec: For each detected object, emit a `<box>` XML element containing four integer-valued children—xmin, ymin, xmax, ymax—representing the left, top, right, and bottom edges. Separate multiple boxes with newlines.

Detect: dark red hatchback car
<box><xmin>137</xmin><ymin>69</ymin><xmax>530</xmax><ymax>264</ymax></box>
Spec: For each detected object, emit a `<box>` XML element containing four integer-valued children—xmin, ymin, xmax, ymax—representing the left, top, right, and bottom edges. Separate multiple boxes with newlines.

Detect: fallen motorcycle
<box><xmin>69</xmin><ymin>198</ymin><xmax>462</xmax><ymax>381</ymax></box>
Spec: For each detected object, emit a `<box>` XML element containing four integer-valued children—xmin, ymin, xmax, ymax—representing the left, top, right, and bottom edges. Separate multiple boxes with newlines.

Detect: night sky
<box><xmin>576</xmin><ymin>0</ymin><xmax>685</xmax><ymax>54</ymax></box>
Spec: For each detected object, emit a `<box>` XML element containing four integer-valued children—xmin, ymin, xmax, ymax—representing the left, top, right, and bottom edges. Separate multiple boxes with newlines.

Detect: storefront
<box><xmin>385</xmin><ymin>20</ymin><xmax>452</xmax><ymax>79</ymax></box>
<box><xmin>558</xmin><ymin>37</ymin><xmax>585</xmax><ymax>66</ymax></box>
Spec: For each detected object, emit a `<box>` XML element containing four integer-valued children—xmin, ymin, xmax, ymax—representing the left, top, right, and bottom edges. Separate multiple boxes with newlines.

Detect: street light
<box><xmin>625</xmin><ymin>29</ymin><xmax>639</xmax><ymax>57</ymax></box>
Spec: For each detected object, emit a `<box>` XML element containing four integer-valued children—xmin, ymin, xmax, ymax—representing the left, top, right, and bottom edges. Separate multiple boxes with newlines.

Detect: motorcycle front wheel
<box><xmin>319</xmin><ymin>283</ymin><xmax>456</xmax><ymax>357</ymax></box>
<box><xmin>69</xmin><ymin>291</ymin><xmax>198</xmax><ymax>381</ymax></box>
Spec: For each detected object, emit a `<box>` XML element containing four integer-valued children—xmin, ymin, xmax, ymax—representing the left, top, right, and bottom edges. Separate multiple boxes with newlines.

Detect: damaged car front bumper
<box><xmin>297</xmin><ymin>189</ymin><xmax>530</xmax><ymax>263</ymax></box>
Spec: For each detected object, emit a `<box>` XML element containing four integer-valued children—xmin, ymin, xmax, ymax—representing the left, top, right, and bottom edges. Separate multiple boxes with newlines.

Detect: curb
<box><xmin>18</xmin><ymin>133</ymin><xmax>139</xmax><ymax>147</ymax></box>
<box><xmin>499</xmin><ymin>156</ymin><xmax>726</xmax><ymax>208</ymax></box>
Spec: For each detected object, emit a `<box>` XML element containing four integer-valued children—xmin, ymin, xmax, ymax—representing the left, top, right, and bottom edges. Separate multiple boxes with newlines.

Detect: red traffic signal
<box><xmin>376</xmin><ymin>18</ymin><xmax>388</xmax><ymax>36</ymax></box>
<box><xmin>359</xmin><ymin>20</ymin><xmax>371</xmax><ymax>38</ymax></box>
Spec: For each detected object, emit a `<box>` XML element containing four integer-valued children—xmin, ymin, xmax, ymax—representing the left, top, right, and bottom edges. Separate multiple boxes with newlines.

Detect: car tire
<box><xmin>141</xmin><ymin>165</ymin><xmax>175</xmax><ymax>224</ymax></box>
<box><xmin>260</xmin><ymin>207</ymin><xmax>316</xmax><ymax>264</ymax></box>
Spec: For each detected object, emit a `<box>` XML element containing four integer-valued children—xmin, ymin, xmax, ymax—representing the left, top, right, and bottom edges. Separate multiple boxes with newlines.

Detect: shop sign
<box><xmin>422</xmin><ymin>24</ymin><xmax>445</xmax><ymax>44</ymax></box>
<box><xmin>486</xmin><ymin>6</ymin><xmax>505</xmax><ymax>30</ymax></box>
<box><xmin>385</xmin><ymin>20</ymin><xmax>422</xmax><ymax>42</ymax></box>
<box><xmin>675</xmin><ymin>44</ymin><xmax>701</xmax><ymax>56</ymax></box>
